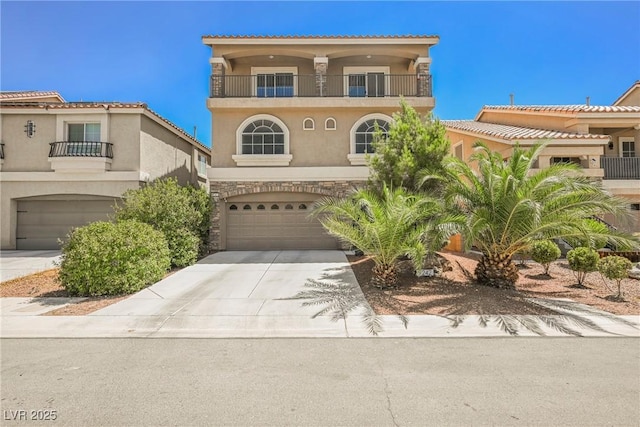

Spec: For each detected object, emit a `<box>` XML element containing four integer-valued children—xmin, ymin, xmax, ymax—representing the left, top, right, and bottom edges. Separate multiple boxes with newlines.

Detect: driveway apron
<box><xmin>89</xmin><ymin>250</ymin><xmax>370</xmax><ymax>337</ymax></box>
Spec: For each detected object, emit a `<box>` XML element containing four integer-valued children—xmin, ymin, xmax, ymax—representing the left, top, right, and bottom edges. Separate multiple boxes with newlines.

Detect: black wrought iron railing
<box><xmin>600</xmin><ymin>156</ymin><xmax>640</xmax><ymax>180</ymax></box>
<box><xmin>210</xmin><ymin>74</ymin><xmax>432</xmax><ymax>98</ymax></box>
<box><xmin>48</xmin><ymin>141</ymin><xmax>113</xmax><ymax>158</ymax></box>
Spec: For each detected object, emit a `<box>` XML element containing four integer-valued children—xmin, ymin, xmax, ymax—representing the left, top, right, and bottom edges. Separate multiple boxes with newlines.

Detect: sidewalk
<box><xmin>0</xmin><ymin>250</ymin><xmax>61</xmax><ymax>282</ymax></box>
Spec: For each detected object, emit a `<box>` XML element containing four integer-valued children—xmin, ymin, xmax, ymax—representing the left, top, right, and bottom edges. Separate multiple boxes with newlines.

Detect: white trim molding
<box><xmin>325</xmin><ymin>117</ymin><xmax>337</xmax><ymax>131</ymax></box>
<box><xmin>348</xmin><ymin>113</ymin><xmax>393</xmax><ymax>165</ymax></box>
<box><xmin>235</xmin><ymin>114</ymin><xmax>291</xmax><ymax>166</ymax></box>
<box><xmin>303</xmin><ymin>117</ymin><xmax>315</xmax><ymax>130</ymax></box>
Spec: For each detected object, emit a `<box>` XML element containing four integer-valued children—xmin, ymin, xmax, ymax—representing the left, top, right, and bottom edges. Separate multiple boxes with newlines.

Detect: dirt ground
<box><xmin>350</xmin><ymin>252</ymin><xmax>640</xmax><ymax>316</ymax></box>
<box><xmin>0</xmin><ymin>269</ymin><xmax>129</xmax><ymax>315</ymax></box>
<box><xmin>2</xmin><ymin>252</ymin><xmax>639</xmax><ymax>317</ymax></box>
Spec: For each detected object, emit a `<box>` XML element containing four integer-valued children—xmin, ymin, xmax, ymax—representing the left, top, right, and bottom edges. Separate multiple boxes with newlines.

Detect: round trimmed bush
<box><xmin>567</xmin><ymin>246</ymin><xmax>599</xmax><ymax>287</ymax></box>
<box><xmin>530</xmin><ymin>240</ymin><xmax>561</xmax><ymax>275</ymax></box>
<box><xmin>59</xmin><ymin>220</ymin><xmax>171</xmax><ymax>296</ymax></box>
<box><xmin>598</xmin><ymin>255</ymin><xmax>632</xmax><ymax>298</ymax></box>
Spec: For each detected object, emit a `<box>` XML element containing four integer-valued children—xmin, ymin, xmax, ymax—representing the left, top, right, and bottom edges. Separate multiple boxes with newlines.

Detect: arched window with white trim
<box><xmin>233</xmin><ymin>114</ymin><xmax>293</xmax><ymax>166</ymax></box>
<box><xmin>303</xmin><ymin>118</ymin><xmax>315</xmax><ymax>131</ymax></box>
<box><xmin>347</xmin><ymin>114</ymin><xmax>392</xmax><ymax>165</ymax></box>
<box><xmin>325</xmin><ymin>117</ymin><xmax>337</xmax><ymax>131</ymax></box>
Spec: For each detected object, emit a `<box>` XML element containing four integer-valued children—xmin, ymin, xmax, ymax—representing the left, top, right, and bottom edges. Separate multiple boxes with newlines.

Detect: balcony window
<box><xmin>348</xmin><ymin>73</ymin><xmax>385</xmax><ymax>97</ymax></box>
<box><xmin>622</xmin><ymin>139</ymin><xmax>636</xmax><ymax>158</ymax></box>
<box><xmin>257</xmin><ymin>73</ymin><xmax>294</xmax><ymax>98</ymax></box>
<box><xmin>67</xmin><ymin>123</ymin><xmax>101</xmax><ymax>155</ymax></box>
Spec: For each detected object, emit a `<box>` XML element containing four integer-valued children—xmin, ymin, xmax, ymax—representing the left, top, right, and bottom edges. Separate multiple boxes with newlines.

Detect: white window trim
<box><xmin>303</xmin><ymin>118</ymin><xmax>315</xmax><ymax>131</ymax></box>
<box><xmin>56</xmin><ymin>113</ymin><xmax>108</xmax><ymax>142</ymax></box>
<box><xmin>251</xmin><ymin>66</ymin><xmax>298</xmax><ymax>97</ymax></box>
<box><xmin>325</xmin><ymin>117</ymin><xmax>337</xmax><ymax>131</ymax></box>
<box><xmin>347</xmin><ymin>113</ymin><xmax>393</xmax><ymax>166</ymax></box>
<box><xmin>619</xmin><ymin>136</ymin><xmax>635</xmax><ymax>158</ymax></box>
<box><xmin>233</xmin><ymin>114</ymin><xmax>292</xmax><ymax>167</ymax></box>
<box><xmin>343</xmin><ymin>66</ymin><xmax>391</xmax><ymax>97</ymax></box>
<box><xmin>196</xmin><ymin>152</ymin><xmax>208</xmax><ymax>178</ymax></box>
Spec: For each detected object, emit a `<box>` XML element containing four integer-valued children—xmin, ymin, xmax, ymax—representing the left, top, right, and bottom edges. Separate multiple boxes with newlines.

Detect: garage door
<box><xmin>16</xmin><ymin>199</ymin><xmax>117</xmax><ymax>250</ymax></box>
<box><xmin>226</xmin><ymin>201</ymin><xmax>339</xmax><ymax>250</ymax></box>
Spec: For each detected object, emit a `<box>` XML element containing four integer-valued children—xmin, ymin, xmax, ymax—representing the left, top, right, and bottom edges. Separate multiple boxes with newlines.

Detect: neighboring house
<box><xmin>203</xmin><ymin>35</ymin><xmax>438</xmax><ymax>250</ymax></box>
<box><xmin>0</xmin><ymin>91</ymin><xmax>211</xmax><ymax>250</ymax></box>
<box><xmin>443</xmin><ymin>80</ymin><xmax>640</xmax><ymax>238</ymax></box>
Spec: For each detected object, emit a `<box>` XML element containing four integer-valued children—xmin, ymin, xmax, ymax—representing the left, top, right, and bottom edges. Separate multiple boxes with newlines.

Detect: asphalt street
<box><xmin>1</xmin><ymin>338</ymin><xmax>639</xmax><ymax>426</ymax></box>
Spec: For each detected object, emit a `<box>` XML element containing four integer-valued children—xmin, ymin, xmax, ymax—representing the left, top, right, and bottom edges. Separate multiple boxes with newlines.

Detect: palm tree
<box><xmin>312</xmin><ymin>186</ymin><xmax>456</xmax><ymax>288</ymax></box>
<box><xmin>444</xmin><ymin>141</ymin><xmax>638</xmax><ymax>289</ymax></box>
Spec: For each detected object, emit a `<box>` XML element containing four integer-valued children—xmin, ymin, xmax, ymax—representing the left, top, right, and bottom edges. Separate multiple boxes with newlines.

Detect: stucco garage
<box><xmin>225</xmin><ymin>193</ymin><xmax>339</xmax><ymax>250</ymax></box>
<box><xmin>16</xmin><ymin>196</ymin><xmax>120</xmax><ymax>250</ymax></box>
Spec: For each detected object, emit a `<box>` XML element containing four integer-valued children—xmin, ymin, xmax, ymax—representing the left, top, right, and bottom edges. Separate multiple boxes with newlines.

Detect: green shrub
<box><xmin>114</xmin><ymin>177</ymin><xmax>211</xmax><ymax>267</ymax></box>
<box><xmin>59</xmin><ymin>220</ymin><xmax>170</xmax><ymax>296</ymax></box>
<box><xmin>567</xmin><ymin>247</ymin><xmax>599</xmax><ymax>287</ymax></box>
<box><xmin>598</xmin><ymin>255</ymin><xmax>632</xmax><ymax>299</ymax></box>
<box><xmin>530</xmin><ymin>240</ymin><xmax>561</xmax><ymax>275</ymax></box>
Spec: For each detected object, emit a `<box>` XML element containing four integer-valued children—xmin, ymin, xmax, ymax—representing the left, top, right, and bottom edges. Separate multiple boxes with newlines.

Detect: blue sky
<box><xmin>2</xmin><ymin>1</ymin><xmax>639</xmax><ymax>147</ymax></box>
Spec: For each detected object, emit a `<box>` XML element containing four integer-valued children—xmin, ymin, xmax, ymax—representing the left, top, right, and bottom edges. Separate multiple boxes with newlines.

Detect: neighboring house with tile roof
<box><xmin>444</xmin><ymin>81</ymin><xmax>640</xmax><ymax>238</ymax></box>
<box><xmin>0</xmin><ymin>94</ymin><xmax>211</xmax><ymax>250</ymax></box>
<box><xmin>203</xmin><ymin>35</ymin><xmax>437</xmax><ymax>250</ymax></box>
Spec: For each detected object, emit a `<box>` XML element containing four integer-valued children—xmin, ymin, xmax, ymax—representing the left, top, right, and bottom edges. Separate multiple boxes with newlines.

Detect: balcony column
<box><xmin>314</xmin><ymin>57</ymin><xmax>328</xmax><ymax>97</ymax></box>
<box><xmin>209</xmin><ymin>57</ymin><xmax>227</xmax><ymax>98</ymax></box>
<box><xmin>414</xmin><ymin>57</ymin><xmax>432</xmax><ymax>97</ymax></box>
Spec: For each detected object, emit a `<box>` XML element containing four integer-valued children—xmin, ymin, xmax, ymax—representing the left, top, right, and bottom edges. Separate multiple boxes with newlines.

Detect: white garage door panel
<box><xmin>227</xmin><ymin>202</ymin><xmax>339</xmax><ymax>250</ymax></box>
<box><xmin>17</xmin><ymin>200</ymin><xmax>116</xmax><ymax>250</ymax></box>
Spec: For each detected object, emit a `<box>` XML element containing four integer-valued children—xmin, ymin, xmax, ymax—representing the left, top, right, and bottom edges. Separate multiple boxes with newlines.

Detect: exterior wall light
<box><xmin>24</xmin><ymin>120</ymin><xmax>36</xmax><ymax>138</ymax></box>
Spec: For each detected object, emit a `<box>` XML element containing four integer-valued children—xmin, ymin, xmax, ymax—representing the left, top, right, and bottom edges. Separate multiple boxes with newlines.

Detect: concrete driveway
<box><xmin>0</xmin><ymin>250</ymin><xmax>62</xmax><ymax>282</ymax></box>
<box><xmin>88</xmin><ymin>250</ymin><xmax>370</xmax><ymax>336</ymax></box>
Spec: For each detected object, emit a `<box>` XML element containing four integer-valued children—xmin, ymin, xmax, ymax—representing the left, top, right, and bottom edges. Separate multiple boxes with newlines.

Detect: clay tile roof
<box><xmin>442</xmin><ymin>120</ymin><xmax>610</xmax><ymax>141</ymax></box>
<box><xmin>202</xmin><ymin>34</ymin><xmax>439</xmax><ymax>40</ymax></box>
<box><xmin>481</xmin><ymin>105</ymin><xmax>640</xmax><ymax>113</ymax></box>
<box><xmin>0</xmin><ymin>90</ymin><xmax>65</xmax><ymax>102</ymax></box>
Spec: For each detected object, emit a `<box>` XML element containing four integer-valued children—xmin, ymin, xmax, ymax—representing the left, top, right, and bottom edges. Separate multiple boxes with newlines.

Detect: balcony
<box><xmin>209</xmin><ymin>74</ymin><xmax>433</xmax><ymax>109</ymax></box>
<box><xmin>48</xmin><ymin>141</ymin><xmax>113</xmax><ymax>173</ymax></box>
<box><xmin>601</xmin><ymin>157</ymin><xmax>640</xmax><ymax>180</ymax></box>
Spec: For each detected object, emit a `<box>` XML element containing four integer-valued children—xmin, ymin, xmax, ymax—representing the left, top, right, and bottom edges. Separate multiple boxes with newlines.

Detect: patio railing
<box><xmin>210</xmin><ymin>74</ymin><xmax>432</xmax><ymax>98</ymax></box>
<box><xmin>48</xmin><ymin>141</ymin><xmax>113</xmax><ymax>158</ymax></box>
<box><xmin>601</xmin><ymin>156</ymin><xmax>640</xmax><ymax>179</ymax></box>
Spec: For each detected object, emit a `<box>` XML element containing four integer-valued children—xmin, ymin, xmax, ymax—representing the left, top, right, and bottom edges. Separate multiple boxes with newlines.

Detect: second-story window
<box><xmin>622</xmin><ymin>139</ymin><xmax>636</xmax><ymax>157</ymax></box>
<box><xmin>257</xmin><ymin>73</ymin><xmax>294</xmax><ymax>97</ymax></box>
<box><xmin>241</xmin><ymin>119</ymin><xmax>285</xmax><ymax>154</ymax></box>
<box><xmin>348</xmin><ymin>73</ymin><xmax>385</xmax><ymax>97</ymax></box>
<box><xmin>197</xmin><ymin>154</ymin><xmax>207</xmax><ymax>176</ymax></box>
<box><xmin>67</xmin><ymin>123</ymin><xmax>101</xmax><ymax>155</ymax></box>
<box><xmin>68</xmin><ymin>123</ymin><xmax>100</xmax><ymax>142</ymax></box>
<box><xmin>355</xmin><ymin>119</ymin><xmax>389</xmax><ymax>154</ymax></box>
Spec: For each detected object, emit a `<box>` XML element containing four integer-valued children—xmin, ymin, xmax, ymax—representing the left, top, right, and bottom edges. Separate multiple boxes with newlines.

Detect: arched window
<box><xmin>348</xmin><ymin>114</ymin><xmax>392</xmax><ymax>165</ymax></box>
<box><xmin>234</xmin><ymin>115</ymin><xmax>292</xmax><ymax>166</ymax></box>
<box><xmin>243</xmin><ymin>204</ymin><xmax>252</xmax><ymax>210</ymax></box>
<box><xmin>257</xmin><ymin>204</ymin><xmax>266</xmax><ymax>210</ymax></box>
<box><xmin>229</xmin><ymin>204</ymin><xmax>238</xmax><ymax>211</ymax></box>
<box><xmin>325</xmin><ymin>117</ymin><xmax>337</xmax><ymax>131</ymax></box>
<box><xmin>303</xmin><ymin>118</ymin><xmax>315</xmax><ymax>131</ymax></box>
<box><xmin>271</xmin><ymin>204</ymin><xmax>280</xmax><ymax>210</ymax></box>
<box><xmin>354</xmin><ymin>119</ymin><xmax>389</xmax><ymax>154</ymax></box>
<box><xmin>298</xmin><ymin>204</ymin><xmax>307</xmax><ymax>210</ymax></box>
<box><xmin>241</xmin><ymin>119</ymin><xmax>285</xmax><ymax>155</ymax></box>
<box><xmin>285</xmin><ymin>204</ymin><xmax>294</xmax><ymax>210</ymax></box>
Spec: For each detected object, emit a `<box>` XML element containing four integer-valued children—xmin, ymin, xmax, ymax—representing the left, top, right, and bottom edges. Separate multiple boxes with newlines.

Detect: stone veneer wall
<box><xmin>208</xmin><ymin>180</ymin><xmax>365</xmax><ymax>251</ymax></box>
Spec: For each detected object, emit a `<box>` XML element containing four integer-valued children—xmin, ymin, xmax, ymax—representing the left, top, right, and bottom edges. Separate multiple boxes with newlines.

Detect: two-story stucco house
<box><xmin>0</xmin><ymin>91</ymin><xmax>211</xmax><ymax>250</ymax></box>
<box><xmin>203</xmin><ymin>35</ymin><xmax>438</xmax><ymax>250</ymax></box>
<box><xmin>443</xmin><ymin>81</ymin><xmax>640</xmax><ymax>235</ymax></box>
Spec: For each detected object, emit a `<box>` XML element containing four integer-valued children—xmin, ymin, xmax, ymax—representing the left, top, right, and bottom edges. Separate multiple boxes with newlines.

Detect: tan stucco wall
<box><xmin>211</xmin><ymin>106</ymin><xmax>429</xmax><ymax>168</ymax></box>
<box><xmin>0</xmin><ymin>178</ymin><xmax>140</xmax><ymax>249</ymax></box>
<box><xmin>0</xmin><ymin>114</ymin><xmax>57</xmax><ymax>171</ymax></box>
<box><xmin>614</xmin><ymin>86</ymin><xmax>640</xmax><ymax>107</ymax></box>
<box><xmin>108</xmin><ymin>114</ymin><xmax>141</xmax><ymax>171</ymax></box>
